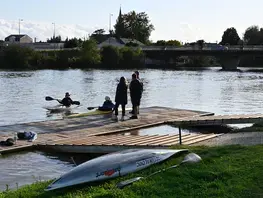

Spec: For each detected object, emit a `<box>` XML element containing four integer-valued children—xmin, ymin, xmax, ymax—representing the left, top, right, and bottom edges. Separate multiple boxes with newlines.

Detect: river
<box><xmin>1</xmin><ymin>67</ymin><xmax>263</xmax><ymax>191</ymax></box>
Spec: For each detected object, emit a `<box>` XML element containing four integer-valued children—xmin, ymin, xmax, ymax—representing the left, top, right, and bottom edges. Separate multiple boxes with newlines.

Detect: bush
<box><xmin>1</xmin><ymin>45</ymin><xmax>35</xmax><ymax>69</ymax></box>
<box><xmin>119</xmin><ymin>47</ymin><xmax>144</xmax><ymax>68</ymax></box>
<box><xmin>100</xmin><ymin>46</ymin><xmax>121</xmax><ymax>68</ymax></box>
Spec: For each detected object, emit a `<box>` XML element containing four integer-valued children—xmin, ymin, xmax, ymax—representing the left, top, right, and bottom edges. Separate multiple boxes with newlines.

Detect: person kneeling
<box><xmin>98</xmin><ymin>96</ymin><xmax>115</xmax><ymax>111</ymax></box>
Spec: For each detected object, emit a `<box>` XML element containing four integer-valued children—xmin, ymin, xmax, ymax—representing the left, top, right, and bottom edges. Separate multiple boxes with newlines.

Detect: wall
<box><xmin>20</xmin><ymin>35</ymin><xmax>33</xmax><ymax>43</ymax></box>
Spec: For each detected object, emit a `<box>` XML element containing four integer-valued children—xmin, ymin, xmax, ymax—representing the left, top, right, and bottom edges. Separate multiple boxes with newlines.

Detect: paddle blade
<box><xmin>87</xmin><ymin>107</ymin><xmax>96</xmax><ymax>110</ymax></box>
<box><xmin>45</xmin><ymin>96</ymin><xmax>54</xmax><ymax>101</ymax></box>
<box><xmin>116</xmin><ymin>177</ymin><xmax>143</xmax><ymax>189</ymax></box>
<box><xmin>72</xmin><ymin>101</ymin><xmax>80</xmax><ymax>105</ymax></box>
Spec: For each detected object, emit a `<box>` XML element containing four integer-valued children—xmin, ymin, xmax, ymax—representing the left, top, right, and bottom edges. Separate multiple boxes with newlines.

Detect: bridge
<box><xmin>140</xmin><ymin>45</ymin><xmax>263</xmax><ymax>70</ymax></box>
<box><xmin>36</xmin><ymin>45</ymin><xmax>263</xmax><ymax>70</ymax></box>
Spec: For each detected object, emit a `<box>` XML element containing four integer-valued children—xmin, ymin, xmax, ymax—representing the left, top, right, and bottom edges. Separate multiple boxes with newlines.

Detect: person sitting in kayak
<box><xmin>58</xmin><ymin>92</ymin><xmax>73</xmax><ymax>107</ymax></box>
<box><xmin>98</xmin><ymin>96</ymin><xmax>115</xmax><ymax>111</ymax></box>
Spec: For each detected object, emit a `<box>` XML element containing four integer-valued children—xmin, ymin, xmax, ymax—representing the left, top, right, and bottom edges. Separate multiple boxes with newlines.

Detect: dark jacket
<box><xmin>138</xmin><ymin>79</ymin><xmax>144</xmax><ymax>93</ymax></box>
<box><xmin>60</xmin><ymin>97</ymin><xmax>73</xmax><ymax>107</ymax></box>
<box><xmin>99</xmin><ymin>100</ymin><xmax>115</xmax><ymax>111</ymax></box>
<box><xmin>115</xmin><ymin>83</ymin><xmax>128</xmax><ymax>105</ymax></box>
<box><xmin>129</xmin><ymin>79</ymin><xmax>143</xmax><ymax>100</ymax></box>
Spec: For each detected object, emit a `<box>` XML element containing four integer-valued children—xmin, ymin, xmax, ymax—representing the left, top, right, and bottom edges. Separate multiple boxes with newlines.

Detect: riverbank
<box><xmin>1</xmin><ymin>145</ymin><xmax>263</xmax><ymax>198</ymax></box>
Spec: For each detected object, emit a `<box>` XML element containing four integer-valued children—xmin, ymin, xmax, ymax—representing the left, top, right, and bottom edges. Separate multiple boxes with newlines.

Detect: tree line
<box><xmin>0</xmin><ymin>39</ymin><xmax>145</xmax><ymax>70</ymax></box>
<box><xmin>2</xmin><ymin>8</ymin><xmax>263</xmax><ymax>70</ymax></box>
<box><xmin>219</xmin><ymin>26</ymin><xmax>263</xmax><ymax>45</ymax></box>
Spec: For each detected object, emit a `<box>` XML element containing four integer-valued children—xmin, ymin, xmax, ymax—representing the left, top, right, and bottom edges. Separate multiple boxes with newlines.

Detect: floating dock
<box><xmin>1</xmin><ymin>106</ymin><xmax>263</xmax><ymax>154</ymax></box>
<box><xmin>37</xmin><ymin>133</ymin><xmax>222</xmax><ymax>154</ymax></box>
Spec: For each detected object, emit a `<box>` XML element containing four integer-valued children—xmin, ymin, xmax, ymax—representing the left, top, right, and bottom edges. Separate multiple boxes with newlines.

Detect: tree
<box><xmin>154</xmin><ymin>40</ymin><xmax>166</xmax><ymax>46</ymax></box>
<box><xmin>114</xmin><ymin>10</ymin><xmax>154</xmax><ymax>44</ymax></box>
<box><xmin>196</xmin><ymin>40</ymin><xmax>205</xmax><ymax>50</ymax></box>
<box><xmin>166</xmin><ymin>40</ymin><xmax>182</xmax><ymax>46</ymax></box>
<box><xmin>93</xmin><ymin>29</ymin><xmax>105</xmax><ymax>35</ymax></box>
<box><xmin>2</xmin><ymin>45</ymin><xmax>36</xmax><ymax>69</ymax></box>
<box><xmin>47</xmin><ymin>35</ymin><xmax>62</xmax><ymax>43</ymax></box>
<box><xmin>64</xmin><ymin>37</ymin><xmax>82</xmax><ymax>48</ymax></box>
<box><xmin>220</xmin><ymin>27</ymin><xmax>240</xmax><ymax>45</ymax></box>
<box><xmin>90</xmin><ymin>29</ymin><xmax>108</xmax><ymax>44</ymax></box>
<box><xmin>80</xmin><ymin>39</ymin><xmax>101</xmax><ymax>65</ymax></box>
<box><xmin>152</xmin><ymin>40</ymin><xmax>181</xmax><ymax>46</ymax></box>
<box><xmin>243</xmin><ymin>26</ymin><xmax>263</xmax><ymax>45</ymax></box>
<box><xmin>100</xmin><ymin>46</ymin><xmax>121</xmax><ymax>67</ymax></box>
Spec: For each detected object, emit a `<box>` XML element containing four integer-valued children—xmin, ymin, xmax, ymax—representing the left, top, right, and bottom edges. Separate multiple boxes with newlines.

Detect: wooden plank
<box><xmin>107</xmin><ymin>135</ymin><xmax>161</xmax><ymax>145</ymax></box>
<box><xmin>123</xmin><ymin>135</ymin><xmax>176</xmax><ymax>146</ymax></box>
<box><xmin>0</xmin><ymin>144</ymin><xmax>33</xmax><ymax>154</ymax></box>
<box><xmin>147</xmin><ymin>137</ymin><xmax>182</xmax><ymax>146</ymax></box>
<box><xmin>90</xmin><ymin>135</ymin><xmax>145</xmax><ymax>145</ymax></box>
<box><xmin>183</xmin><ymin>134</ymin><xmax>219</xmax><ymax>145</ymax></box>
<box><xmin>108</xmin><ymin>135</ymin><xmax>163</xmax><ymax>145</ymax></box>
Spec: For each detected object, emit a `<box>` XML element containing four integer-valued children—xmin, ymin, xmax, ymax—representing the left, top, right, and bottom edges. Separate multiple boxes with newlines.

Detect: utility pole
<box><xmin>18</xmin><ymin>19</ymin><xmax>23</xmax><ymax>35</ymax></box>
<box><xmin>109</xmin><ymin>13</ymin><xmax>113</xmax><ymax>44</ymax></box>
<box><xmin>52</xmin><ymin>22</ymin><xmax>56</xmax><ymax>38</ymax></box>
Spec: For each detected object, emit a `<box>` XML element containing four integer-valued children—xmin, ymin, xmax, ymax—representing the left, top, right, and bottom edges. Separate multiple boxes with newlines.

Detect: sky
<box><xmin>0</xmin><ymin>0</ymin><xmax>263</xmax><ymax>43</ymax></box>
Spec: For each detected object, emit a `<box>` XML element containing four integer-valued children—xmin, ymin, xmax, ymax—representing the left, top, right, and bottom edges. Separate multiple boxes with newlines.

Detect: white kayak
<box><xmin>45</xmin><ymin>148</ymin><xmax>188</xmax><ymax>191</ymax></box>
<box><xmin>43</xmin><ymin>105</ymin><xmax>77</xmax><ymax>114</ymax></box>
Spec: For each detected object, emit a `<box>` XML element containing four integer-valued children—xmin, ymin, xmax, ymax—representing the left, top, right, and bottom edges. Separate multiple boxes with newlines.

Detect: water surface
<box><xmin>1</xmin><ymin>67</ymin><xmax>263</xmax><ymax>191</ymax></box>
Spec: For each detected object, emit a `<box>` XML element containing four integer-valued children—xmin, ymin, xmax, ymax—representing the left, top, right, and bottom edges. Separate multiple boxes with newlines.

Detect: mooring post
<box><xmin>179</xmin><ymin>126</ymin><xmax>182</xmax><ymax>145</ymax></box>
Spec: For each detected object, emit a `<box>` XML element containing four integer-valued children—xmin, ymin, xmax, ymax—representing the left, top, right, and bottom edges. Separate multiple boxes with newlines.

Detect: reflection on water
<box><xmin>123</xmin><ymin>125</ymin><xmax>195</xmax><ymax>136</ymax></box>
<box><xmin>0</xmin><ymin>72</ymin><xmax>34</xmax><ymax>79</ymax></box>
<box><xmin>0</xmin><ymin>151</ymin><xmax>99</xmax><ymax>191</ymax></box>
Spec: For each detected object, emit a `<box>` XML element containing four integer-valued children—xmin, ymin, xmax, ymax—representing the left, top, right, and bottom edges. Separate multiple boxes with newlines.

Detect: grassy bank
<box><xmin>1</xmin><ymin>145</ymin><xmax>263</xmax><ymax>198</ymax></box>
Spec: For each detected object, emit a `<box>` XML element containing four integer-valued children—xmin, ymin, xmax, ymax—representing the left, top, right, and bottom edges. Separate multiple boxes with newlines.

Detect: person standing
<box><xmin>129</xmin><ymin>73</ymin><xmax>143</xmax><ymax>119</ymax></box>
<box><xmin>112</xmin><ymin>77</ymin><xmax>128</xmax><ymax>121</ymax></box>
<box><xmin>130</xmin><ymin>71</ymin><xmax>143</xmax><ymax>114</ymax></box>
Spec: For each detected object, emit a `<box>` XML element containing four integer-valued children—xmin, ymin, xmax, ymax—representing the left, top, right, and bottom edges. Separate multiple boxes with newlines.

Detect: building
<box><xmin>98</xmin><ymin>37</ymin><xmax>144</xmax><ymax>48</ymax></box>
<box><xmin>5</xmin><ymin>34</ymin><xmax>33</xmax><ymax>43</ymax></box>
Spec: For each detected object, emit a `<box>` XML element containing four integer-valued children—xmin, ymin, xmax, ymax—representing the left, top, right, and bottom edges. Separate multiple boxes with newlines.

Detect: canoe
<box><xmin>45</xmin><ymin>148</ymin><xmax>188</xmax><ymax>191</ymax></box>
<box><xmin>66</xmin><ymin>107</ymin><xmax>133</xmax><ymax>118</ymax></box>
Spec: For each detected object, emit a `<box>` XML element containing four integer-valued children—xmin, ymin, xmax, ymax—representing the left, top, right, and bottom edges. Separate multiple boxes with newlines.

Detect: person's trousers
<box><xmin>115</xmin><ymin>103</ymin><xmax>125</xmax><ymax>116</ymax></box>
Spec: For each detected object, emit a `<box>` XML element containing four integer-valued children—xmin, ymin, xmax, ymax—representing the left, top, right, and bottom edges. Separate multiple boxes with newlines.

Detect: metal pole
<box><xmin>18</xmin><ymin>19</ymin><xmax>23</xmax><ymax>35</ymax></box>
<box><xmin>179</xmin><ymin>126</ymin><xmax>182</xmax><ymax>145</ymax></box>
<box><xmin>52</xmin><ymin>23</ymin><xmax>56</xmax><ymax>38</ymax></box>
<box><xmin>109</xmin><ymin>14</ymin><xmax>113</xmax><ymax>45</ymax></box>
<box><xmin>109</xmin><ymin>14</ymin><xmax>113</xmax><ymax>34</ymax></box>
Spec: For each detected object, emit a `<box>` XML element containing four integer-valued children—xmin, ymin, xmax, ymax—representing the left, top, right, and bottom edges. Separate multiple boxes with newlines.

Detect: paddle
<box><xmin>45</xmin><ymin>96</ymin><xmax>59</xmax><ymax>101</ymax></box>
<box><xmin>87</xmin><ymin>106</ymin><xmax>99</xmax><ymax>110</ymax></box>
<box><xmin>116</xmin><ymin>153</ymin><xmax>202</xmax><ymax>189</ymax></box>
<box><xmin>72</xmin><ymin>101</ymin><xmax>80</xmax><ymax>105</ymax></box>
<box><xmin>45</xmin><ymin>96</ymin><xmax>80</xmax><ymax>106</ymax></box>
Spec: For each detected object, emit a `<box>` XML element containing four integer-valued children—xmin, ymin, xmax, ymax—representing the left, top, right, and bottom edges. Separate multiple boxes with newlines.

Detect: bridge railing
<box><xmin>139</xmin><ymin>45</ymin><xmax>263</xmax><ymax>51</ymax></box>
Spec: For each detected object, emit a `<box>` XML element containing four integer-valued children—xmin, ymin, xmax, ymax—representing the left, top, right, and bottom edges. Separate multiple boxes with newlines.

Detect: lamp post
<box><xmin>109</xmin><ymin>13</ymin><xmax>113</xmax><ymax>34</ymax></box>
<box><xmin>109</xmin><ymin>14</ymin><xmax>113</xmax><ymax>44</ymax></box>
<box><xmin>18</xmin><ymin>19</ymin><xmax>23</xmax><ymax>35</ymax></box>
<box><xmin>52</xmin><ymin>22</ymin><xmax>56</xmax><ymax>38</ymax></box>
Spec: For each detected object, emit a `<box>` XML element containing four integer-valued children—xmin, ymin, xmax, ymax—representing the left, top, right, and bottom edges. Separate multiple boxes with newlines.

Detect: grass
<box><xmin>1</xmin><ymin>145</ymin><xmax>263</xmax><ymax>198</ymax></box>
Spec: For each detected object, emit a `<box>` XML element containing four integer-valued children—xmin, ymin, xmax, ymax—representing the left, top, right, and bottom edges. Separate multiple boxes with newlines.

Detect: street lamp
<box><xmin>52</xmin><ymin>22</ymin><xmax>56</xmax><ymax>38</ymax></box>
<box><xmin>18</xmin><ymin>19</ymin><xmax>23</xmax><ymax>35</ymax></box>
<box><xmin>109</xmin><ymin>14</ymin><xmax>113</xmax><ymax>35</ymax></box>
<box><xmin>109</xmin><ymin>14</ymin><xmax>113</xmax><ymax>44</ymax></box>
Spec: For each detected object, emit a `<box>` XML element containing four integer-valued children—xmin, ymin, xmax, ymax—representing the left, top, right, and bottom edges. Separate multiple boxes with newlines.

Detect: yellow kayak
<box><xmin>66</xmin><ymin>108</ymin><xmax>132</xmax><ymax>118</ymax></box>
